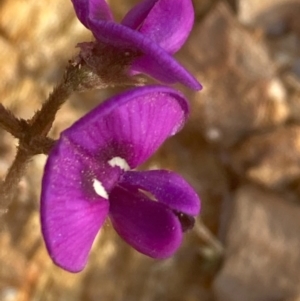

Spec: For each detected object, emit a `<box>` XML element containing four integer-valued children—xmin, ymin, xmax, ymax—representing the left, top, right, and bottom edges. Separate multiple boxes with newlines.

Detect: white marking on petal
<box><xmin>93</xmin><ymin>179</ymin><xmax>108</xmax><ymax>199</ymax></box>
<box><xmin>108</xmin><ymin>157</ymin><xmax>130</xmax><ymax>171</ymax></box>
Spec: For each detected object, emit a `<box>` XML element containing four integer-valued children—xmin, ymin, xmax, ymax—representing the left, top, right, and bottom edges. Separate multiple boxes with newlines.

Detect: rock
<box><xmin>238</xmin><ymin>0</ymin><xmax>300</xmax><ymax>36</ymax></box>
<box><xmin>238</xmin><ymin>0</ymin><xmax>300</xmax><ymax>82</ymax></box>
<box><xmin>214</xmin><ymin>185</ymin><xmax>300</xmax><ymax>301</ymax></box>
<box><xmin>180</xmin><ymin>2</ymin><xmax>289</xmax><ymax>147</ymax></box>
<box><xmin>286</xmin><ymin>78</ymin><xmax>300</xmax><ymax>122</ymax></box>
<box><xmin>231</xmin><ymin>125</ymin><xmax>300</xmax><ymax>189</ymax></box>
<box><xmin>192</xmin><ymin>0</ymin><xmax>216</xmax><ymax>18</ymax></box>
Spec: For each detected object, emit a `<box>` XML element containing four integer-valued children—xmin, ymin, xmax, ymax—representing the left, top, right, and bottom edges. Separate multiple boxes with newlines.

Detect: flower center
<box><xmin>91</xmin><ymin>157</ymin><xmax>130</xmax><ymax>199</ymax></box>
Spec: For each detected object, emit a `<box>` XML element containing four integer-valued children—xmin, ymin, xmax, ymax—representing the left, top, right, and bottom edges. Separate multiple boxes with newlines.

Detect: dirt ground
<box><xmin>1</xmin><ymin>0</ymin><xmax>300</xmax><ymax>300</ymax></box>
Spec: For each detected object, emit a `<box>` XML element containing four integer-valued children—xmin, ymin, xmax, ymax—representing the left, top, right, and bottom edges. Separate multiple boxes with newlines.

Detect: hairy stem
<box><xmin>0</xmin><ymin>62</ymin><xmax>79</xmax><ymax>210</ymax></box>
<box><xmin>28</xmin><ymin>65</ymin><xmax>76</xmax><ymax>137</ymax></box>
<box><xmin>0</xmin><ymin>148</ymin><xmax>30</xmax><ymax>210</ymax></box>
<box><xmin>29</xmin><ymin>82</ymin><xmax>72</xmax><ymax>137</ymax></box>
<box><xmin>0</xmin><ymin>53</ymin><xmax>135</xmax><ymax>210</ymax></box>
<box><xmin>27</xmin><ymin>59</ymin><xmax>96</xmax><ymax>137</ymax></box>
<box><xmin>0</xmin><ymin>104</ymin><xmax>23</xmax><ymax>139</ymax></box>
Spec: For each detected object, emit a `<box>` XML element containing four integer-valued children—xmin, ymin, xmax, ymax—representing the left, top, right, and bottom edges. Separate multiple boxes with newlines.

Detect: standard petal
<box><xmin>120</xmin><ymin>170</ymin><xmax>200</xmax><ymax>216</ymax></box>
<box><xmin>88</xmin><ymin>20</ymin><xmax>201</xmax><ymax>90</ymax></box>
<box><xmin>71</xmin><ymin>0</ymin><xmax>113</xmax><ymax>29</ymax></box>
<box><xmin>121</xmin><ymin>0</ymin><xmax>195</xmax><ymax>54</ymax></box>
<box><xmin>41</xmin><ymin>137</ymin><xmax>110</xmax><ymax>272</ymax></box>
<box><xmin>109</xmin><ymin>186</ymin><xmax>183</xmax><ymax>258</ymax></box>
<box><xmin>64</xmin><ymin>85</ymin><xmax>189</xmax><ymax>170</ymax></box>
<box><xmin>121</xmin><ymin>0</ymin><xmax>157</xmax><ymax>30</ymax></box>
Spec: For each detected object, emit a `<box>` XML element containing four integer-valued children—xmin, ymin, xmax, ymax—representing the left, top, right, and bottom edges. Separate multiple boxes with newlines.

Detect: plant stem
<box><xmin>195</xmin><ymin>219</ymin><xmax>224</xmax><ymax>256</ymax></box>
<box><xmin>28</xmin><ymin>63</ymin><xmax>77</xmax><ymax>137</ymax></box>
<box><xmin>0</xmin><ymin>148</ymin><xmax>30</xmax><ymax>210</ymax></box>
<box><xmin>0</xmin><ymin>104</ymin><xmax>23</xmax><ymax>139</ymax></box>
<box><xmin>27</xmin><ymin>59</ymin><xmax>100</xmax><ymax>137</ymax></box>
<box><xmin>29</xmin><ymin>82</ymin><xmax>72</xmax><ymax>137</ymax></box>
<box><xmin>0</xmin><ymin>54</ymin><xmax>138</xmax><ymax>210</ymax></box>
<box><xmin>0</xmin><ymin>62</ymin><xmax>79</xmax><ymax>209</ymax></box>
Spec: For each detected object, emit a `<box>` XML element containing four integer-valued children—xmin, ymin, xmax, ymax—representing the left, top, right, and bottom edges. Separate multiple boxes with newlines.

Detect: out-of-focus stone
<box><xmin>289</xmin><ymin>91</ymin><xmax>300</xmax><ymax>121</ymax></box>
<box><xmin>192</xmin><ymin>0</ymin><xmax>216</xmax><ymax>18</ymax></box>
<box><xmin>80</xmin><ymin>225</ymin><xmax>214</xmax><ymax>301</ymax></box>
<box><xmin>238</xmin><ymin>0</ymin><xmax>300</xmax><ymax>36</ymax></box>
<box><xmin>231</xmin><ymin>125</ymin><xmax>300</xmax><ymax>189</ymax></box>
<box><xmin>0</xmin><ymin>231</ymin><xmax>27</xmax><ymax>290</ymax></box>
<box><xmin>269</xmin><ymin>33</ymin><xmax>300</xmax><ymax>75</ymax></box>
<box><xmin>286</xmin><ymin>297</ymin><xmax>300</xmax><ymax>301</ymax></box>
<box><xmin>0</xmin><ymin>0</ymin><xmax>89</xmax><ymax>112</ymax></box>
<box><xmin>181</xmin><ymin>3</ymin><xmax>289</xmax><ymax>147</ymax></box>
<box><xmin>238</xmin><ymin>0</ymin><xmax>300</xmax><ymax>81</ymax></box>
<box><xmin>0</xmin><ymin>131</ymin><xmax>16</xmax><ymax>180</ymax></box>
<box><xmin>214</xmin><ymin>185</ymin><xmax>300</xmax><ymax>301</ymax></box>
<box><xmin>0</xmin><ymin>38</ymin><xmax>19</xmax><ymax>107</ymax></box>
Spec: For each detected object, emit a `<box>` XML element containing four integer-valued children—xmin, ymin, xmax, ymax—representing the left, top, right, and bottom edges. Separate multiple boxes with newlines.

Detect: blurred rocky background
<box><xmin>1</xmin><ymin>0</ymin><xmax>300</xmax><ymax>300</ymax></box>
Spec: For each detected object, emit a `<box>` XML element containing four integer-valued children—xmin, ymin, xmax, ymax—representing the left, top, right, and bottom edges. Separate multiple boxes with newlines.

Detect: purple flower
<box><xmin>41</xmin><ymin>86</ymin><xmax>200</xmax><ymax>272</ymax></box>
<box><xmin>71</xmin><ymin>0</ymin><xmax>202</xmax><ymax>90</ymax></box>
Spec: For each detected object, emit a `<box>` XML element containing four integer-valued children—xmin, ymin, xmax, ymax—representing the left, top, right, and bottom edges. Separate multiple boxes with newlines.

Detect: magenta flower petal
<box><xmin>71</xmin><ymin>0</ymin><xmax>201</xmax><ymax>89</ymax></box>
<box><xmin>109</xmin><ymin>186</ymin><xmax>183</xmax><ymax>258</ymax></box>
<box><xmin>88</xmin><ymin>20</ymin><xmax>201</xmax><ymax>90</ymax></box>
<box><xmin>41</xmin><ymin>86</ymin><xmax>200</xmax><ymax>272</ymax></box>
<box><xmin>71</xmin><ymin>0</ymin><xmax>113</xmax><ymax>28</ymax></box>
<box><xmin>121</xmin><ymin>0</ymin><xmax>157</xmax><ymax>30</ymax></box>
<box><xmin>64</xmin><ymin>85</ymin><xmax>189</xmax><ymax>169</ymax></box>
<box><xmin>41</xmin><ymin>140</ymin><xmax>109</xmax><ymax>273</ymax></box>
<box><xmin>120</xmin><ymin>170</ymin><xmax>200</xmax><ymax>216</ymax></box>
<box><xmin>121</xmin><ymin>0</ymin><xmax>194</xmax><ymax>54</ymax></box>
